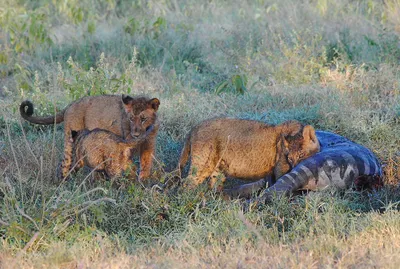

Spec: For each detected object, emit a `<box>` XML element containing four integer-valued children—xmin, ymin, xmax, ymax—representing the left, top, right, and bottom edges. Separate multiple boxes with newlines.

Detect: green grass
<box><xmin>0</xmin><ymin>0</ymin><xmax>400</xmax><ymax>268</ymax></box>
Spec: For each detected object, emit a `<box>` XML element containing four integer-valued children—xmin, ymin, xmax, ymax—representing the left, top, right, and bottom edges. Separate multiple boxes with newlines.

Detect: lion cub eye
<box><xmin>141</xmin><ymin>117</ymin><xmax>147</xmax><ymax>124</ymax></box>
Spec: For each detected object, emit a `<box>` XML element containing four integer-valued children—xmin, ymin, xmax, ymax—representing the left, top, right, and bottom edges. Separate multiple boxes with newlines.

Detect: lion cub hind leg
<box><xmin>186</xmin><ymin>143</ymin><xmax>218</xmax><ymax>188</ymax></box>
<box><xmin>61</xmin><ymin>125</ymin><xmax>87</xmax><ymax>179</ymax></box>
<box><xmin>60</xmin><ymin>133</ymin><xmax>74</xmax><ymax>179</ymax></box>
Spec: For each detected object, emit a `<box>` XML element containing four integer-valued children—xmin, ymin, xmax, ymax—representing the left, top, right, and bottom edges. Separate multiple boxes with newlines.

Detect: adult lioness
<box><xmin>179</xmin><ymin>118</ymin><xmax>320</xmax><ymax>189</ymax></box>
<box><xmin>20</xmin><ymin>95</ymin><xmax>160</xmax><ymax>180</ymax></box>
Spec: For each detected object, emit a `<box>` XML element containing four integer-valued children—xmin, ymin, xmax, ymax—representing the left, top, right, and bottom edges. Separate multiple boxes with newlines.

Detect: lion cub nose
<box><xmin>132</xmin><ymin>132</ymin><xmax>140</xmax><ymax>138</ymax></box>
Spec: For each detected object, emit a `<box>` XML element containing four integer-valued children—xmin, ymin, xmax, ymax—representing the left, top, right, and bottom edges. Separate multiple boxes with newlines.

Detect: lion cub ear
<box><xmin>122</xmin><ymin>95</ymin><xmax>134</xmax><ymax>113</ymax></box>
<box><xmin>280</xmin><ymin>134</ymin><xmax>290</xmax><ymax>155</ymax></box>
<box><xmin>70</xmin><ymin>130</ymin><xmax>79</xmax><ymax>143</ymax></box>
<box><xmin>123</xmin><ymin>147</ymin><xmax>132</xmax><ymax>159</ymax></box>
<box><xmin>302</xmin><ymin>125</ymin><xmax>318</xmax><ymax>144</ymax></box>
<box><xmin>148</xmin><ymin>98</ymin><xmax>160</xmax><ymax>111</ymax></box>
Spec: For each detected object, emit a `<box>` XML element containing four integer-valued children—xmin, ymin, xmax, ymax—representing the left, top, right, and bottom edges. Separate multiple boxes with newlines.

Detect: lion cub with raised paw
<box><xmin>179</xmin><ymin>118</ymin><xmax>320</xmax><ymax>190</ymax></box>
<box><xmin>69</xmin><ymin>128</ymin><xmax>144</xmax><ymax>180</ymax></box>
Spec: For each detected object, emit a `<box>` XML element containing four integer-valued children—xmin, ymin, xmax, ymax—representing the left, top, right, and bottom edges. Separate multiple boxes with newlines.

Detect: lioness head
<box><xmin>122</xmin><ymin>95</ymin><xmax>160</xmax><ymax>140</ymax></box>
<box><xmin>282</xmin><ymin>125</ymin><xmax>320</xmax><ymax>168</ymax></box>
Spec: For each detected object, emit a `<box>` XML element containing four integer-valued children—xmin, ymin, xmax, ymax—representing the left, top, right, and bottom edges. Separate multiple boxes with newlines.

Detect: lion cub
<box><xmin>20</xmin><ymin>95</ymin><xmax>160</xmax><ymax>181</ymax></box>
<box><xmin>70</xmin><ymin>128</ymin><xmax>144</xmax><ymax>179</ymax></box>
<box><xmin>179</xmin><ymin>118</ymin><xmax>320</xmax><ymax>189</ymax></box>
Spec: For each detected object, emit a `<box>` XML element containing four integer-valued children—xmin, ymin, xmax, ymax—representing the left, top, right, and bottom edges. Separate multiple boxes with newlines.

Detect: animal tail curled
<box><xmin>20</xmin><ymin>100</ymin><xmax>65</xmax><ymax>125</ymax></box>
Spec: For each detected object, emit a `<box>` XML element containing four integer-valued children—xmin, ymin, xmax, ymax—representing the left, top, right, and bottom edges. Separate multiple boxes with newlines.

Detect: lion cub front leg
<box><xmin>121</xmin><ymin>148</ymin><xmax>137</xmax><ymax>180</ymax></box>
<box><xmin>103</xmin><ymin>155</ymin><xmax>122</xmax><ymax>179</ymax></box>
<box><xmin>186</xmin><ymin>166</ymin><xmax>211</xmax><ymax>189</ymax></box>
<box><xmin>185</xmin><ymin>143</ymin><xmax>217</xmax><ymax>188</ymax></box>
<box><xmin>209</xmin><ymin>171</ymin><xmax>226</xmax><ymax>192</ymax></box>
<box><xmin>138</xmin><ymin>138</ymin><xmax>155</xmax><ymax>181</ymax></box>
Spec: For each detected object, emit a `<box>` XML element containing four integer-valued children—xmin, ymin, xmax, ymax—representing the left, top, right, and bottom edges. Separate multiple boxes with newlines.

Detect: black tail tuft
<box><xmin>20</xmin><ymin>100</ymin><xmax>34</xmax><ymax>116</ymax></box>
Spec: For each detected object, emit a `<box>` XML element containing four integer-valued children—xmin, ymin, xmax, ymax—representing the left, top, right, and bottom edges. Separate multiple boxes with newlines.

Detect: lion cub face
<box><xmin>122</xmin><ymin>95</ymin><xmax>160</xmax><ymax>140</ymax></box>
<box><xmin>282</xmin><ymin>125</ymin><xmax>320</xmax><ymax>169</ymax></box>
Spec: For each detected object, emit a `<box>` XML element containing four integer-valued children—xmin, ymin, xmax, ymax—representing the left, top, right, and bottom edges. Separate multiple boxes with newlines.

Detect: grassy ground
<box><xmin>0</xmin><ymin>0</ymin><xmax>400</xmax><ymax>268</ymax></box>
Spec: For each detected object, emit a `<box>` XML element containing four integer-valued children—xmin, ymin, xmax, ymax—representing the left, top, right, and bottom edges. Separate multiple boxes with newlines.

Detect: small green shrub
<box><xmin>214</xmin><ymin>74</ymin><xmax>248</xmax><ymax>95</ymax></box>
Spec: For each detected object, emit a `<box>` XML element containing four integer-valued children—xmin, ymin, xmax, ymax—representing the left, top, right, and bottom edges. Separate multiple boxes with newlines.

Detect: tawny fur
<box><xmin>71</xmin><ymin>129</ymin><xmax>143</xmax><ymax>179</ymax></box>
<box><xmin>179</xmin><ymin>118</ymin><xmax>320</xmax><ymax>189</ymax></box>
<box><xmin>20</xmin><ymin>95</ymin><xmax>160</xmax><ymax>180</ymax></box>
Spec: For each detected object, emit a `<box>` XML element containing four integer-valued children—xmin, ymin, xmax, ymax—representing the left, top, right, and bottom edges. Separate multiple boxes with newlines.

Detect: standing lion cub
<box><xmin>20</xmin><ymin>95</ymin><xmax>160</xmax><ymax>181</ymax></box>
<box><xmin>179</xmin><ymin>118</ymin><xmax>320</xmax><ymax>189</ymax></box>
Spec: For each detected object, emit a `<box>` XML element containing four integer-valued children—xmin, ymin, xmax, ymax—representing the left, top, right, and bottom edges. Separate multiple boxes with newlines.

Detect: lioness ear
<box><xmin>148</xmin><ymin>98</ymin><xmax>160</xmax><ymax>111</ymax></box>
<box><xmin>122</xmin><ymin>95</ymin><xmax>134</xmax><ymax>113</ymax></box>
<box><xmin>302</xmin><ymin>125</ymin><xmax>317</xmax><ymax>143</ymax></box>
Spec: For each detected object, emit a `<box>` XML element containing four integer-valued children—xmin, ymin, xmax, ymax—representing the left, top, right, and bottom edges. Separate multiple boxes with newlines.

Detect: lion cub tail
<box><xmin>20</xmin><ymin>100</ymin><xmax>65</xmax><ymax>125</ymax></box>
<box><xmin>178</xmin><ymin>133</ymin><xmax>192</xmax><ymax>173</ymax></box>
